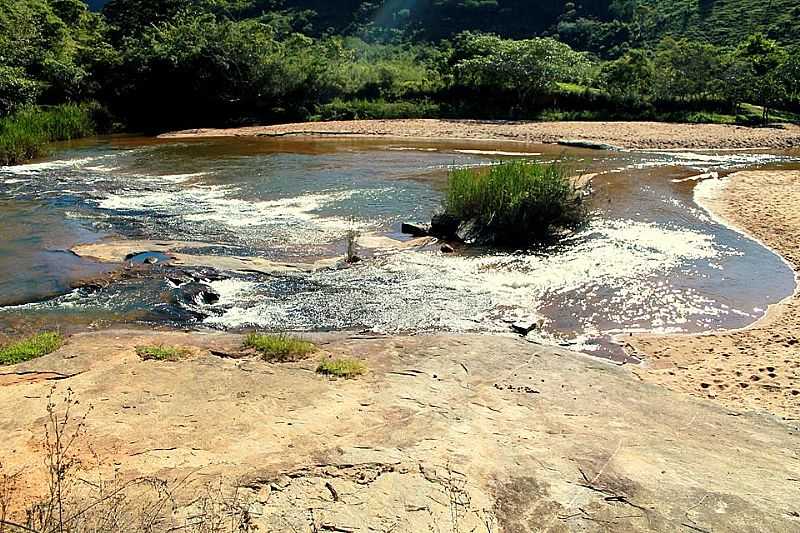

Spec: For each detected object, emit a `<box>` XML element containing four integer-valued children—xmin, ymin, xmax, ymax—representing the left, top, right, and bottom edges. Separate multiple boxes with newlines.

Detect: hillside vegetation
<box><xmin>0</xmin><ymin>0</ymin><xmax>797</xmax><ymax>164</ymax></box>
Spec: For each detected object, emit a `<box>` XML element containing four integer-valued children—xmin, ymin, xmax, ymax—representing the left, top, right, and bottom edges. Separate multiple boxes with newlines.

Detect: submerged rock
<box><xmin>510</xmin><ymin>318</ymin><xmax>544</xmax><ymax>336</ymax></box>
<box><xmin>557</xmin><ymin>138</ymin><xmax>621</xmax><ymax>151</ymax></box>
<box><xmin>178</xmin><ymin>282</ymin><xmax>221</xmax><ymax>306</ymax></box>
<box><xmin>429</xmin><ymin>213</ymin><xmax>462</xmax><ymax>240</ymax></box>
<box><xmin>401</xmin><ymin>222</ymin><xmax>430</xmax><ymax>237</ymax></box>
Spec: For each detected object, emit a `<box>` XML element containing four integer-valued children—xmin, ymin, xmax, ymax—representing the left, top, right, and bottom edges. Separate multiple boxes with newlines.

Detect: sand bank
<box><xmin>161</xmin><ymin>118</ymin><xmax>800</xmax><ymax>150</ymax></box>
<box><xmin>627</xmin><ymin>171</ymin><xmax>800</xmax><ymax>420</ymax></box>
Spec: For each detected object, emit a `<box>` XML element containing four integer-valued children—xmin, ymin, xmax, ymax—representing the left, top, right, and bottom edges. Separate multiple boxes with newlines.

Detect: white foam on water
<box><xmin>204</xmin><ymin>217</ymin><xmax>727</xmax><ymax>334</ymax></box>
<box><xmin>453</xmin><ymin>149</ymin><xmax>543</xmax><ymax>157</ymax></box>
<box><xmin>208</xmin><ymin>278</ymin><xmax>259</xmax><ymax>306</ymax></box>
<box><xmin>148</xmin><ymin>172</ymin><xmax>209</xmax><ymax>183</ymax></box>
<box><xmin>95</xmin><ymin>185</ymin><xmax>373</xmax><ymax>244</ymax></box>
<box><xmin>2</xmin><ymin>155</ymin><xmax>111</xmax><ymax>174</ymax></box>
<box><xmin>631</xmin><ymin>151</ymin><xmax>796</xmax><ymax>171</ymax></box>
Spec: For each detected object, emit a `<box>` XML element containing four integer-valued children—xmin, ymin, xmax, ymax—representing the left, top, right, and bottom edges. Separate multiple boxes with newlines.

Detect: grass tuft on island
<box><xmin>136</xmin><ymin>345</ymin><xmax>190</xmax><ymax>362</ymax></box>
<box><xmin>0</xmin><ymin>104</ymin><xmax>98</xmax><ymax>166</ymax></box>
<box><xmin>244</xmin><ymin>333</ymin><xmax>316</xmax><ymax>362</ymax></box>
<box><xmin>0</xmin><ymin>332</ymin><xmax>63</xmax><ymax>365</ymax></box>
<box><xmin>316</xmin><ymin>357</ymin><xmax>367</xmax><ymax>379</ymax></box>
<box><xmin>443</xmin><ymin>160</ymin><xmax>586</xmax><ymax>246</ymax></box>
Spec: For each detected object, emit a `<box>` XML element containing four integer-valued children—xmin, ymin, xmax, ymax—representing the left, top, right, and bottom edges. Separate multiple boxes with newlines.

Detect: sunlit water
<box><xmin>1</xmin><ymin>136</ymin><xmax>797</xmax><ymax>358</ymax></box>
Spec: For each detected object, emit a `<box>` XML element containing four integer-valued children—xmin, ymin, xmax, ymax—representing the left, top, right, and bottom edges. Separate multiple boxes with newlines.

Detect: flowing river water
<box><xmin>1</xmin><ymin>135</ymin><xmax>798</xmax><ymax>360</ymax></box>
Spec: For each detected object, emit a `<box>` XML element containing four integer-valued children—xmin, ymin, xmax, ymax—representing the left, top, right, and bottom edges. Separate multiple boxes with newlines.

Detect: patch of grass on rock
<box><xmin>243</xmin><ymin>333</ymin><xmax>316</xmax><ymax>362</ymax></box>
<box><xmin>136</xmin><ymin>345</ymin><xmax>190</xmax><ymax>361</ymax></box>
<box><xmin>0</xmin><ymin>332</ymin><xmax>63</xmax><ymax>365</ymax></box>
<box><xmin>316</xmin><ymin>357</ymin><xmax>367</xmax><ymax>379</ymax></box>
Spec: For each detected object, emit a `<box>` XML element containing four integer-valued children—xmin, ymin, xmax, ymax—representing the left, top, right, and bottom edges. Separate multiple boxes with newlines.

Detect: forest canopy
<box><xmin>0</xmin><ymin>0</ymin><xmax>797</xmax><ymax>131</ymax></box>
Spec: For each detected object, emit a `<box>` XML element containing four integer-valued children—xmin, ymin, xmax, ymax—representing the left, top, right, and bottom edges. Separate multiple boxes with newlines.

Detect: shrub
<box><xmin>0</xmin><ymin>332</ymin><xmax>63</xmax><ymax>365</ymax></box>
<box><xmin>136</xmin><ymin>345</ymin><xmax>190</xmax><ymax>361</ymax></box>
<box><xmin>316</xmin><ymin>357</ymin><xmax>367</xmax><ymax>379</ymax></box>
<box><xmin>0</xmin><ymin>104</ymin><xmax>97</xmax><ymax>166</ymax></box>
<box><xmin>315</xmin><ymin>98</ymin><xmax>440</xmax><ymax>121</ymax></box>
<box><xmin>443</xmin><ymin>160</ymin><xmax>586</xmax><ymax>246</ymax></box>
<box><xmin>243</xmin><ymin>333</ymin><xmax>316</xmax><ymax>362</ymax></box>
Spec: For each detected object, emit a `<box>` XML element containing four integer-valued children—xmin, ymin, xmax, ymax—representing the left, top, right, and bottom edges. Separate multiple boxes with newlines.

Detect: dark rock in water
<box><xmin>440</xmin><ymin>243</ymin><xmax>455</xmax><ymax>253</ymax></box>
<box><xmin>187</xmin><ymin>268</ymin><xmax>229</xmax><ymax>283</ymax></box>
<box><xmin>125</xmin><ymin>251</ymin><xmax>172</xmax><ymax>265</ymax></box>
<box><xmin>179</xmin><ymin>282</ymin><xmax>221</xmax><ymax>306</ymax></box>
<box><xmin>346</xmin><ymin>255</ymin><xmax>362</xmax><ymax>264</ymax></box>
<box><xmin>510</xmin><ymin>319</ymin><xmax>542</xmax><ymax>336</ymax></box>
<box><xmin>430</xmin><ymin>213</ymin><xmax>461</xmax><ymax>240</ymax></box>
<box><xmin>166</xmin><ymin>275</ymin><xmax>189</xmax><ymax>288</ymax></box>
<box><xmin>557</xmin><ymin>138</ymin><xmax>621</xmax><ymax>151</ymax></box>
<box><xmin>455</xmin><ymin>219</ymin><xmax>478</xmax><ymax>244</ymax></box>
<box><xmin>401</xmin><ymin>222</ymin><xmax>430</xmax><ymax>237</ymax></box>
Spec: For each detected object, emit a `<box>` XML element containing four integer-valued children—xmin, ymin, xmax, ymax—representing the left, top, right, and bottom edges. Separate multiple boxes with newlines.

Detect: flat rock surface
<box><xmin>1</xmin><ymin>329</ymin><xmax>798</xmax><ymax>531</ymax></box>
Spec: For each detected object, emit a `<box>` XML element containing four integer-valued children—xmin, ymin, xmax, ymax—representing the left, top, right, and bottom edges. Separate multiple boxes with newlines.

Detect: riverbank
<box><xmin>1</xmin><ymin>330</ymin><xmax>798</xmax><ymax>531</ymax></box>
<box><xmin>160</xmin><ymin>119</ymin><xmax>800</xmax><ymax>150</ymax></box>
<box><xmin>627</xmin><ymin>170</ymin><xmax>800</xmax><ymax>420</ymax></box>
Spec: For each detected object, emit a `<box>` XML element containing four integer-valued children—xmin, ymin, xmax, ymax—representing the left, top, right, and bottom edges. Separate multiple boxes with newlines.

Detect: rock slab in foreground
<box><xmin>1</xmin><ymin>330</ymin><xmax>797</xmax><ymax>532</ymax></box>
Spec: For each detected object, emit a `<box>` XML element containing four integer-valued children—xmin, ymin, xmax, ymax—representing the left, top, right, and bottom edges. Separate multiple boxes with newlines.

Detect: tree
<box><xmin>653</xmin><ymin>38</ymin><xmax>725</xmax><ymax>102</ymax></box>
<box><xmin>735</xmin><ymin>33</ymin><xmax>788</xmax><ymax>123</ymax></box>
<box><xmin>599</xmin><ymin>49</ymin><xmax>654</xmax><ymax>100</ymax></box>
<box><xmin>451</xmin><ymin>32</ymin><xmax>591</xmax><ymax>111</ymax></box>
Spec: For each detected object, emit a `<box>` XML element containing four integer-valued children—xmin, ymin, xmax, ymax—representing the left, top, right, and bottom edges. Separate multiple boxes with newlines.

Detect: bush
<box><xmin>315</xmin><ymin>98</ymin><xmax>440</xmax><ymax>121</ymax></box>
<box><xmin>136</xmin><ymin>345</ymin><xmax>190</xmax><ymax>361</ymax></box>
<box><xmin>0</xmin><ymin>332</ymin><xmax>63</xmax><ymax>365</ymax></box>
<box><xmin>444</xmin><ymin>160</ymin><xmax>586</xmax><ymax>246</ymax></box>
<box><xmin>243</xmin><ymin>333</ymin><xmax>316</xmax><ymax>362</ymax></box>
<box><xmin>0</xmin><ymin>104</ymin><xmax>97</xmax><ymax>165</ymax></box>
<box><xmin>316</xmin><ymin>357</ymin><xmax>367</xmax><ymax>379</ymax></box>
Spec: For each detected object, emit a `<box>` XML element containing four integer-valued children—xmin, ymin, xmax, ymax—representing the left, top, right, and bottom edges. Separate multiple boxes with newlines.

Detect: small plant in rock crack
<box><xmin>345</xmin><ymin>229</ymin><xmax>361</xmax><ymax>264</ymax></box>
<box><xmin>136</xmin><ymin>345</ymin><xmax>190</xmax><ymax>361</ymax></box>
<box><xmin>244</xmin><ymin>333</ymin><xmax>316</xmax><ymax>362</ymax></box>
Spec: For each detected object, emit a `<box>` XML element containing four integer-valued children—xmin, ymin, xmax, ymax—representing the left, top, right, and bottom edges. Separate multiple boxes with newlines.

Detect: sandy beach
<box><xmin>161</xmin><ymin>118</ymin><xmax>800</xmax><ymax>150</ymax></box>
<box><xmin>627</xmin><ymin>170</ymin><xmax>800</xmax><ymax>420</ymax></box>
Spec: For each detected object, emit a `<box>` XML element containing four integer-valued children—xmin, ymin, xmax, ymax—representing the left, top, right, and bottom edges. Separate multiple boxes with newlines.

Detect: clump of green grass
<box><xmin>0</xmin><ymin>104</ymin><xmax>97</xmax><ymax>166</ymax></box>
<box><xmin>243</xmin><ymin>333</ymin><xmax>316</xmax><ymax>362</ymax></box>
<box><xmin>135</xmin><ymin>345</ymin><xmax>190</xmax><ymax>361</ymax></box>
<box><xmin>316</xmin><ymin>357</ymin><xmax>367</xmax><ymax>379</ymax></box>
<box><xmin>0</xmin><ymin>332</ymin><xmax>63</xmax><ymax>365</ymax></box>
<box><xmin>444</xmin><ymin>160</ymin><xmax>586</xmax><ymax>246</ymax></box>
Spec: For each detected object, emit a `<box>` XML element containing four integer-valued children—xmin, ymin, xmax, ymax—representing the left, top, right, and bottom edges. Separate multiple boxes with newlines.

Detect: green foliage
<box><xmin>599</xmin><ymin>49</ymin><xmax>654</xmax><ymax>99</ymax></box>
<box><xmin>243</xmin><ymin>333</ymin><xmax>316</xmax><ymax>362</ymax></box>
<box><xmin>135</xmin><ymin>345</ymin><xmax>190</xmax><ymax>361</ymax></box>
<box><xmin>316</xmin><ymin>357</ymin><xmax>366</xmax><ymax>379</ymax></box>
<box><xmin>444</xmin><ymin>160</ymin><xmax>586</xmax><ymax>246</ymax></box>
<box><xmin>3</xmin><ymin>0</ymin><xmax>799</xmax><ymax>138</ymax></box>
<box><xmin>0</xmin><ymin>104</ymin><xmax>97</xmax><ymax>166</ymax></box>
<box><xmin>0</xmin><ymin>332</ymin><xmax>63</xmax><ymax>365</ymax></box>
<box><xmin>632</xmin><ymin>0</ymin><xmax>800</xmax><ymax>49</ymax></box>
<box><xmin>0</xmin><ymin>0</ymin><xmax>110</xmax><ymax>115</ymax></box>
<box><xmin>452</xmin><ymin>33</ymin><xmax>592</xmax><ymax>105</ymax></box>
<box><xmin>316</xmin><ymin>98</ymin><xmax>440</xmax><ymax>120</ymax></box>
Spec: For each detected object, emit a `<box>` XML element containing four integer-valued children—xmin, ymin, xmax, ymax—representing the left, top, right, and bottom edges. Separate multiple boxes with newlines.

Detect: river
<box><xmin>1</xmin><ymin>135</ymin><xmax>797</xmax><ymax>360</ymax></box>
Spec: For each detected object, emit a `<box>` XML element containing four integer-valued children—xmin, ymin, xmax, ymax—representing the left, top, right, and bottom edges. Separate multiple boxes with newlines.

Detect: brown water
<box><xmin>0</xmin><ymin>135</ymin><xmax>797</xmax><ymax>358</ymax></box>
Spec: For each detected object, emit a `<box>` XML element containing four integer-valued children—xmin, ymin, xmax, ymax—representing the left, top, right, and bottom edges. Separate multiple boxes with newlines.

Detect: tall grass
<box><xmin>0</xmin><ymin>104</ymin><xmax>98</xmax><ymax>166</ymax></box>
<box><xmin>444</xmin><ymin>160</ymin><xmax>585</xmax><ymax>246</ymax></box>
